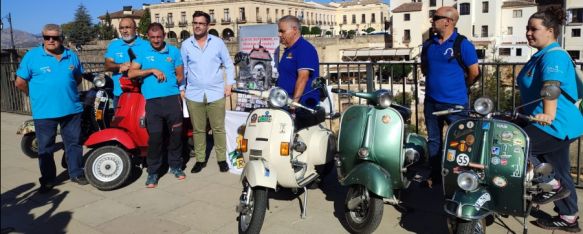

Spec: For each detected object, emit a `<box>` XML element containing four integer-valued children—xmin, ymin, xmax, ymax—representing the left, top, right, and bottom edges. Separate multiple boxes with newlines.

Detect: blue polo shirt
<box><xmin>105</xmin><ymin>37</ymin><xmax>149</xmax><ymax>96</ymax></box>
<box><xmin>276</xmin><ymin>37</ymin><xmax>321</xmax><ymax>108</ymax></box>
<box><xmin>133</xmin><ymin>43</ymin><xmax>183</xmax><ymax>100</ymax></box>
<box><xmin>16</xmin><ymin>45</ymin><xmax>83</xmax><ymax>119</ymax></box>
<box><xmin>424</xmin><ymin>31</ymin><xmax>478</xmax><ymax>105</ymax></box>
<box><xmin>517</xmin><ymin>42</ymin><xmax>583</xmax><ymax>140</ymax></box>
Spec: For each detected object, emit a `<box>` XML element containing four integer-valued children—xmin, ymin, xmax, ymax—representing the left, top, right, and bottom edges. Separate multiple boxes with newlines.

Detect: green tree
<box><xmin>380</xmin><ymin>64</ymin><xmax>413</xmax><ymax>83</ymax></box>
<box><xmin>61</xmin><ymin>22</ymin><xmax>75</xmax><ymax>43</ymax></box>
<box><xmin>347</xmin><ymin>30</ymin><xmax>356</xmax><ymax>38</ymax></box>
<box><xmin>394</xmin><ymin>91</ymin><xmax>413</xmax><ymax>107</ymax></box>
<box><xmin>310</xmin><ymin>26</ymin><xmax>322</xmax><ymax>36</ymax></box>
<box><xmin>365</xmin><ymin>27</ymin><xmax>375</xmax><ymax>34</ymax></box>
<box><xmin>138</xmin><ymin>9</ymin><xmax>151</xmax><ymax>37</ymax></box>
<box><xmin>325</xmin><ymin>31</ymin><xmax>332</xmax><ymax>36</ymax></box>
<box><xmin>469</xmin><ymin>62</ymin><xmax>521</xmax><ymax>111</ymax></box>
<box><xmin>69</xmin><ymin>4</ymin><xmax>95</xmax><ymax>46</ymax></box>
<box><xmin>301</xmin><ymin>26</ymin><xmax>310</xmax><ymax>35</ymax></box>
<box><xmin>96</xmin><ymin>12</ymin><xmax>117</xmax><ymax>40</ymax></box>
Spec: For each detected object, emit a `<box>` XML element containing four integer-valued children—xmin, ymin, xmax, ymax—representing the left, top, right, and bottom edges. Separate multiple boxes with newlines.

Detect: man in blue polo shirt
<box><xmin>421</xmin><ymin>7</ymin><xmax>480</xmax><ymax>184</ymax></box>
<box><xmin>104</xmin><ymin>17</ymin><xmax>148</xmax><ymax>108</ymax></box>
<box><xmin>128</xmin><ymin>23</ymin><xmax>185</xmax><ymax>188</ymax></box>
<box><xmin>277</xmin><ymin>15</ymin><xmax>321</xmax><ymax>129</ymax></box>
<box><xmin>15</xmin><ymin>24</ymin><xmax>88</xmax><ymax>193</ymax></box>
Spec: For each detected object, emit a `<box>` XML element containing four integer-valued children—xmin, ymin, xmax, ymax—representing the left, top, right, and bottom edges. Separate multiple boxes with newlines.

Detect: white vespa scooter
<box><xmin>234</xmin><ymin>85</ymin><xmax>336</xmax><ymax>234</ymax></box>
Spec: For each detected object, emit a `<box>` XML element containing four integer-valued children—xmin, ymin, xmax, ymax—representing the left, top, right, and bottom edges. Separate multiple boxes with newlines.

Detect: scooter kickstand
<box><xmin>301</xmin><ymin>187</ymin><xmax>308</xmax><ymax>219</ymax></box>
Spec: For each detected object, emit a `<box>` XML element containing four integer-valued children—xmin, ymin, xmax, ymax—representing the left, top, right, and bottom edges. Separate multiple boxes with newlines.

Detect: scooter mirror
<box><xmin>534</xmin><ymin>163</ymin><xmax>553</xmax><ymax>177</ymax></box>
<box><xmin>540</xmin><ymin>85</ymin><xmax>561</xmax><ymax>101</ymax></box>
<box><xmin>311</xmin><ymin>77</ymin><xmax>326</xmax><ymax>89</ymax></box>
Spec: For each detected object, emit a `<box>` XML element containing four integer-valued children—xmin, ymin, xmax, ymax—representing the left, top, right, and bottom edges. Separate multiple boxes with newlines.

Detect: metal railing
<box><xmin>1</xmin><ymin>60</ymin><xmax>581</xmax><ymax>187</ymax></box>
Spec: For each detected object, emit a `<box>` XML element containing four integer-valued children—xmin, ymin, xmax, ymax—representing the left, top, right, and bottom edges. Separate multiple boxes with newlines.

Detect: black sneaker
<box><xmin>71</xmin><ymin>176</ymin><xmax>89</xmax><ymax>185</ymax></box>
<box><xmin>38</xmin><ymin>183</ymin><xmax>55</xmax><ymax>194</ymax></box>
<box><xmin>535</xmin><ymin>216</ymin><xmax>581</xmax><ymax>233</ymax></box>
<box><xmin>218</xmin><ymin>161</ymin><xmax>229</xmax><ymax>172</ymax></box>
<box><xmin>532</xmin><ymin>186</ymin><xmax>571</xmax><ymax>204</ymax></box>
<box><xmin>191</xmin><ymin>161</ymin><xmax>207</xmax><ymax>173</ymax></box>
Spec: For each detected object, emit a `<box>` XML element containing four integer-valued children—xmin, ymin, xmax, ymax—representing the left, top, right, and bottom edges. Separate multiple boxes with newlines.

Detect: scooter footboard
<box><xmin>16</xmin><ymin>119</ymin><xmax>35</xmax><ymax>135</ymax></box>
<box><xmin>241</xmin><ymin>160</ymin><xmax>277</xmax><ymax>189</ymax></box>
<box><xmin>444</xmin><ymin>188</ymin><xmax>493</xmax><ymax>221</ymax></box>
<box><xmin>340</xmin><ymin>162</ymin><xmax>393</xmax><ymax>198</ymax></box>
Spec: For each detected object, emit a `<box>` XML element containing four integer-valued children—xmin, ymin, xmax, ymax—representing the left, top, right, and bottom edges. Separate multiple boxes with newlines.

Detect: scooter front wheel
<box><xmin>20</xmin><ymin>133</ymin><xmax>38</xmax><ymax>158</ymax></box>
<box><xmin>344</xmin><ymin>185</ymin><xmax>384</xmax><ymax>234</ymax></box>
<box><xmin>238</xmin><ymin>186</ymin><xmax>268</xmax><ymax>234</ymax></box>
<box><xmin>454</xmin><ymin>218</ymin><xmax>486</xmax><ymax>234</ymax></box>
<box><xmin>84</xmin><ymin>146</ymin><xmax>132</xmax><ymax>191</ymax></box>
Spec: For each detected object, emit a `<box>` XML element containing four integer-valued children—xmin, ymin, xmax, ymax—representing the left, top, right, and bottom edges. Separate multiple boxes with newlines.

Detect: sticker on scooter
<box><xmin>456</xmin><ymin>154</ymin><xmax>470</xmax><ymax>166</ymax></box>
<box><xmin>250</xmin><ymin>114</ymin><xmax>258</xmax><ymax>124</ymax></box>
<box><xmin>475</xmin><ymin>193</ymin><xmax>491</xmax><ymax>210</ymax></box>
<box><xmin>258</xmin><ymin>111</ymin><xmax>272</xmax><ymax>123</ymax></box>
<box><xmin>513</xmin><ymin>146</ymin><xmax>523</xmax><ymax>154</ymax></box>
<box><xmin>280</xmin><ymin>123</ymin><xmax>287</xmax><ymax>134</ymax></box>
<box><xmin>458</xmin><ymin>124</ymin><xmax>465</xmax><ymax>130</ymax></box>
<box><xmin>491</xmin><ymin>146</ymin><xmax>500</xmax><ymax>155</ymax></box>
<box><xmin>381</xmin><ymin>115</ymin><xmax>391</xmax><ymax>124</ymax></box>
<box><xmin>511</xmin><ymin>164</ymin><xmax>522</xmax><ymax>177</ymax></box>
<box><xmin>491</xmin><ymin>157</ymin><xmax>500</xmax><ymax>165</ymax></box>
<box><xmin>482</xmin><ymin>122</ymin><xmax>490</xmax><ymax>130</ymax></box>
<box><xmin>466</xmin><ymin>121</ymin><xmax>475</xmax><ymax>129</ymax></box>
<box><xmin>501</xmin><ymin>131</ymin><xmax>513</xmax><ymax>142</ymax></box>
<box><xmin>496</xmin><ymin>123</ymin><xmax>508</xmax><ymax>129</ymax></box>
<box><xmin>449</xmin><ymin>141</ymin><xmax>459</xmax><ymax>148</ymax></box>
<box><xmin>457</xmin><ymin>142</ymin><xmax>468</xmax><ymax>152</ymax></box>
<box><xmin>465</xmin><ymin>135</ymin><xmax>475</xmax><ymax>146</ymax></box>
<box><xmin>492</xmin><ymin>176</ymin><xmax>507</xmax><ymax>188</ymax></box>
<box><xmin>513</xmin><ymin>138</ymin><xmax>524</xmax><ymax>147</ymax></box>
<box><xmin>500</xmin><ymin>159</ymin><xmax>508</xmax><ymax>166</ymax></box>
<box><xmin>447</xmin><ymin>149</ymin><xmax>456</xmax><ymax>162</ymax></box>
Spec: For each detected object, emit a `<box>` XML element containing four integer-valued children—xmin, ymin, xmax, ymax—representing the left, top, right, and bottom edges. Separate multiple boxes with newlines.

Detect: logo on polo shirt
<box><xmin>40</xmin><ymin>66</ymin><xmax>51</xmax><ymax>73</ymax></box>
<box><xmin>166</xmin><ymin>57</ymin><xmax>173</xmax><ymax>63</ymax></box>
<box><xmin>69</xmin><ymin>65</ymin><xmax>74</xmax><ymax>70</ymax></box>
<box><xmin>116</xmin><ymin>52</ymin><xmax>124</xmax><ymax>58</ymax></box>
<box><xmin>146</xmin><ymin>56</ymin><xmax>155</xmax><ymax>62</ymax></box>
<box><xmin>286</xmin><ymin>52</ymin><xmax>293</xmax><ymax>59</ymax></box>
<box><xmin>444</xmin><ymin>48</ymin><xmax>454</xmax><ymax>57</ymax></box>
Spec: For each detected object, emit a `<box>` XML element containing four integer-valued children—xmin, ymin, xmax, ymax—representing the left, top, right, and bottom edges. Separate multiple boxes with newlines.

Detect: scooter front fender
<box><xmin>240</xmin><ymin>160</ymin><xmax>277</xmax><ymax>189</ymax></box>
<box><xmin>16</xmin><ymin>120</ymin><xmax>35</xmax><ymax>135</ymax></box>
<box><xmin>340</xmin><ymin>162</ymin><xmax>393</xmax><ymax>198</ymax></box>
<box><xmin>84</xmin><ymin>128</ymin><xmax>137</xmax><ymax>150</ymax></box>
<box><xmin>444</xmin><ymin>187</ymin><xmax>493</xmax><ymax>221</ymax></box>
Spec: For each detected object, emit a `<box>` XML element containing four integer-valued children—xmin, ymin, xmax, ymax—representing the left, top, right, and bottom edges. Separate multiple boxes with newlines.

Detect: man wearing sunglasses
<box><xmin>15</xmin><ymin>24</ymin><xmax>88</xmax><ymax>193</ymax></box>
<box><xmin>421</xmin><ymin>7</ymin><xmax>480</xmax><ymax>185</ymax></box>
<box><xmin>104</xmin><ymin>17</ymin><xmax>148</xmax><ymax>108</ymax></box>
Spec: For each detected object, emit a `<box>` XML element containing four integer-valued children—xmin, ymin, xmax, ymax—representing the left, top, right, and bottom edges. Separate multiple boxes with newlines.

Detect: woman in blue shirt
<box><xmin>517</xmin><ymin>7</ymin><xmax>582</xmax><ymax>232</ymax></box>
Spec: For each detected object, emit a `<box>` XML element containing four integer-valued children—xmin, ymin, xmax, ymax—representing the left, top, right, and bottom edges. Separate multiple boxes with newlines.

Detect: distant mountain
<box><xmin>1</xmin><ymin>29</ymin><xmax>42</xmax><ymax>49</ymax></box>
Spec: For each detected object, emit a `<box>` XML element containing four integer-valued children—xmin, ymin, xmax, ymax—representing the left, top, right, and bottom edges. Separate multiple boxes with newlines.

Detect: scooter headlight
<box><xmin>93</xmin><ymin>74</ymin><xmax>106</xmax><ymax>88</ymax></box>
<box><xmin>268</xmin><ymin>87</ymin><xmax>288</xmax><ymax>108</ymax></box>
<box><xmin>376</xmin><ymin>89</ymin><xmax>392</xmax><ymax>108</ymax></box>
<box><xmin>473</xmin><ymin>97</ymin><xmax>494</xmax><ymax>116</ymax></box>
<box><xmin>457</xmin><ymin>172</ymin><xmax>480</xmax><ymax>192</ymax></box>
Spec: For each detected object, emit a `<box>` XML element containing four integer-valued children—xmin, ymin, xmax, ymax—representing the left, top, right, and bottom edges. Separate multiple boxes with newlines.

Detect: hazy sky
<box><xmin>1</xmin><ymin>0</ymin><xmax>388</xmax><ymax>34</ymax></box>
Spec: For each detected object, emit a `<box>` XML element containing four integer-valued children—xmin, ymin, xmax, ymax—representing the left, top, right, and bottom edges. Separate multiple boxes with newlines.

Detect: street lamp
<box><xmin>1</xmin><ymin>13</ymin><xmax>17</xmax><ymax>51</ymax></box>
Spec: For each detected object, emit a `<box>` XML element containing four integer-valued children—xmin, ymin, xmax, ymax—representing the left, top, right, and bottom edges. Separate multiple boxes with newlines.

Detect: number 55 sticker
<box><xmin>456</xmin><ymin>154</ymin><xmax>470</xmax><ymax>166</ymax></box>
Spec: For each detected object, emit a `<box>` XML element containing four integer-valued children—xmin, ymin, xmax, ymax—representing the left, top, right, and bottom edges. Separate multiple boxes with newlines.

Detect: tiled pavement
<box><xmin>1</xmin><ymin>112</ymin><xmax>580</xmax><ymax>233</ymax></box>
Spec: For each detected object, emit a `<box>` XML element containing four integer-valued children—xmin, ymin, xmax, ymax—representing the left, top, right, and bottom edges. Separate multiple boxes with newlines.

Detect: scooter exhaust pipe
<box><xmin>346</xmin><ymin>195</ymin><xmax>365</xmax><ymax>210</ymax></box>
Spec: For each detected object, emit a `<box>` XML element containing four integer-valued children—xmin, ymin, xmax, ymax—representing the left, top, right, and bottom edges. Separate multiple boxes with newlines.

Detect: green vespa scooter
<box><xmin>437</xmin><ymin>85</ymin><xmax>561</xmax><ymax>234</ymax></box>
<box><xmin>332</xmin><ymin>88</ymin><xmax>428</xmax><ymax>233</ymax></box>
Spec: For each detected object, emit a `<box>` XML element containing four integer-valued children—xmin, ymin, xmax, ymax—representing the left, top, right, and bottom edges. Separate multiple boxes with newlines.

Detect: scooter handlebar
<box><xmin>290</xmin><ymin>101</ymin><xmax>317</xmax><ymax>114</ymax></box>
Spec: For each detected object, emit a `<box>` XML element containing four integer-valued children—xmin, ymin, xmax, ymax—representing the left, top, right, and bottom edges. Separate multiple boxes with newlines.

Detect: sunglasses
<box><xmin>43</xmin><ymin>35</ymin><xmax>62</xmax><ymax>41</ymax></box>
<box><xmin>432</xmin><ymin>15</ymin><xmax>451</xmax><ymax>22</ymax></box>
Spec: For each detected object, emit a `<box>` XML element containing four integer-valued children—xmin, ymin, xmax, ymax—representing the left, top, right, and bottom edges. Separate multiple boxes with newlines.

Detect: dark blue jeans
<box><xmin>424</xmin><ymin>99</ymin><xmax>468</xmax><ymax>162</ymax></box>
<box><xmin>113</xmin><ymin>95</ymin><xmax>120</xmax><ymax>110</ymax></box>
<box><xmin>525</xmin><ymin>125</ymin><xmax>578</xmax><ymax>216</ymax></box>
<box><xmin>34</xmin><ymin>113</ymin><xmax>84</xmax><ymax>185</ymax></box>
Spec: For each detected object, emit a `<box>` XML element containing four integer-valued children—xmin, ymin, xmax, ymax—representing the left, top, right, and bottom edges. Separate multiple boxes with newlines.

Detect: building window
<box><xmin>567</xmin><ymin>50</ymin><xmax>581</xmax><ymax>60</ymax></box>
<box><xmin>209</xmin><ymin>9</ymin><xmax>215</xmax><ymax>22</ymax></box>
<box><xmin>352</xmin><ymin>14</ymin><xmax>356</xmax><ymax>24</ymax></box>
<box><xmin>167</xmin><ymin>13</ymin><xmax>173</xmax><ymax>23</ymax></box>
<box><xmin>275</xmin><ymin>9</ymin><xmax>278</xmax><ymax>19</ymax></box>
<box><xmin>569</xmin><ymin>8</ymin><xmax>583</xmax><ymax>23</ymax></box>
<box><xmin>371</xmin><ymin>13</ymin><xmax>376</xmax><ymax>23</ymax></box>
<box><xmin>460</xmin><ymin>3</ymin><xmax>470</xmax><ymax>15</ymax></box>
<box><xmin>362</xmin><ymin>14</ymin><xmax>366</xmax><ymax>23</ymax></box>
<box><xmin>403</xmin><ymin>29</ymin><xmax>411</xmax><ymax>42</ymax></box>
<box><xmin>516</xmin><ymin>48</ymin><xmax>523</xmax><ymax>56</ymax></box>
<box><xmin>404</xmin><ymin>13</ymin><xmax>410</xmax><ymax>21</ymax></box>
<box><xmin>224</xmin><ymin>8</ymin><xmax>230</xmax><ymax>21</ymax></box>
<box><xmin>430</xmin><ymin>0</ymin><xmax>436</xmax><ymax>7</ymax></box>
<box><xmin>429</xmin><ymin>10</ymin><xmax>436</xmax><ymax>18</ymax></box>
<box><xmin>513</xmin><ymin>10</ymin><xmax>522</xmax><ymax>18</ymax></box>
<box><xmin>499</xmin><ymin>48</ymin><xmax>511</xmax><ymax>56</ymax></box>
<box><xmin>343</xmin><ymin>15</ymin><xmax>347</xmax><ymax>24</ymax></box>
<box><xmin>181</xmin><ymin>12</ymin><xmax>186</xmax><ymax>23</ymax></box>
<box><xmin>481</xmin><ymin>25</ymin><xmax>488</xmax><ymax>37</ymax></box>
<box><xmin>239</xmin><ymin>7</ymin><xmax>246</xmax><ymax>20</ymax></box>
<box><xmin>482</xmin><ymin>2</ymin><xmax>489</xmax><ymax>13</ymax></box>
<box><xmin>476</xmin><ymin>49</ymin><xmax>486</xmax><ymax>59</ymax></box>
<box><xmin>572</xmin><ymin>28</ymin><xmax>581</xmax><ymax>37</ymax></box>
<box><xmin>155</xmin><ymin>14</ymin><xmax>160</xmax><ymax>23</ymax></box>
<box><xmin>507</xmin><ymin>26</ymin><xmax>513</xmax><ymax>35</ymax></box>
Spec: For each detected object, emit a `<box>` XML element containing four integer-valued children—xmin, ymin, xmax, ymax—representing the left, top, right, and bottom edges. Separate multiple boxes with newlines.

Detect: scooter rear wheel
<box><xmin>20</xmin><ymin>133</ymin><xmax>38</xmax><ymax>158</ymax></box>
<box><xmin>85</xmin><ymin>146</ymin><xmax>132</xmax><ymax>191</ymax></box>
<box><xmin>345</xmin><ymin>185</ymin><xmax>384</xmax><ymax>234</ymax></box>
<box><xmin>455</xmin><ymin>219</ymin><xmax>486</xmax><ymax>234</ymax></box>
<box><xmin>238</xmin><ymin>187</ymin><xmax>268</xmax><ymax>234</ymax></box>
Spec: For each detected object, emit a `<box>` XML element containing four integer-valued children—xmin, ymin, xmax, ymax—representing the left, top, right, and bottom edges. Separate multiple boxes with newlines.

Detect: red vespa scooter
<box><xmin>83</xmin><ymin>76</ymin><xmax>193</xmax><ymax>191</ymax></box>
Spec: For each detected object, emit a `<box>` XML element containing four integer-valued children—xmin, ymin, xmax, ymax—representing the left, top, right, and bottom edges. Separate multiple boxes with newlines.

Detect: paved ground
<box><xmin>1</xmin><ymin>112</ymin><xmax>581</xmax><ymax>234</ymax></box>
